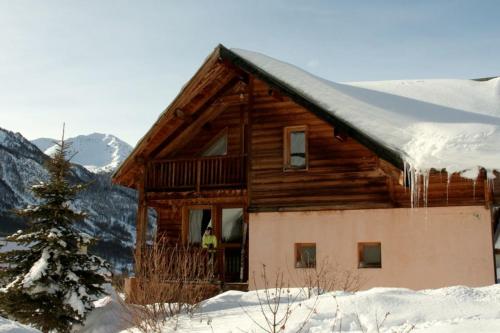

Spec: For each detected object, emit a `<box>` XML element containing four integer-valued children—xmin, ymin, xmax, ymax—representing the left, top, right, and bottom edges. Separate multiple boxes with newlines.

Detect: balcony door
<box><xmin>183</xmin><ymin>205</ymin><xmax>247</xmax><ymax>283</ymax></box>
<box><xmin>220</xmin><ymin>207</ymin><xmax>245</xmax><ymax>282</ymax></box>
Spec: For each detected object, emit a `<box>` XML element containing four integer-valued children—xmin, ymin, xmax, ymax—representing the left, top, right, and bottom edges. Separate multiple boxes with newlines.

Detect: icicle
<box><xmin>422</xmin><ymin>170</ymin><xmax>430</xmax><ymax>208</ymax></box>
<box><xmin>409</xmin><ymin>166</ymin><xmax>416</xmax><ymax>208</ymax></box>
<box><xmin>408</xmin><ymin>166</ymin><xmax>421</xmax><ymax>209</ymax></box>
<box><xmin>446</xmin><ymin>172</ymin><xmax>452</xmax><ymax>205</ymax></box>
<box><xmin>403</xmin><ymin>162</ymin><xmax>406</xmax><ymax>188</ymax></box>
<box><xmin>416</xmin><ymin>171</ymin><xmax>420</xmax><ymax>208</ymax></box>
<box><xmin>486</xmin><ymin>170</ymin><xmax>496</xmax><ymax>195</ymax></box>
<box><xmin>404</xmin><ymin>160</ymin><xmax>433</xmax><ymax>209</ymax></box>
<box><xmin>472</xmin><ymin>178</ymin><xmax>476</xmax><ymax>201</ymax></box>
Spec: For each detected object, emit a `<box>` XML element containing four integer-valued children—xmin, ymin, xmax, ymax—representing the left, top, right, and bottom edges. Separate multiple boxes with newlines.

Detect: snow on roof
<box><xmin>232</xmin><ymin>49</ymin><xmax>500</xmax><ymax>178</ymax></box>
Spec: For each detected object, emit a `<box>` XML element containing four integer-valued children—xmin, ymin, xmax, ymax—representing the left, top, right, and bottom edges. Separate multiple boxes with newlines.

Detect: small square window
<box><xmin>284</xmin><ymin>126</ymin><xmax>308</xmax><ymax>170</ymax></box>
<box><xmin>295</xmin><ymin>243</ymin><xmax>316</xmax><ymax>268</ymax></box>
<box><xmin>358</xmin><ymin>242</ymin><xmax>382</xmax><ymax>268</ymax></box>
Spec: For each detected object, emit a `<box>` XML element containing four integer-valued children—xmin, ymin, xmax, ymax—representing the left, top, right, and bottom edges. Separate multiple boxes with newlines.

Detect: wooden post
<box><xmin>196</xmin><ymin>160</ymin><xmax>202</xmax><ymax>192</ymax></box>
<box><xmin>135</xmin><ymin>164</ymin><xmax>148</xmax><ymax>274</ymax></box>
<box><xmin>245</xmin><ymin>76</ymin><xmax>254</xmax><ymax>203</ymax></box>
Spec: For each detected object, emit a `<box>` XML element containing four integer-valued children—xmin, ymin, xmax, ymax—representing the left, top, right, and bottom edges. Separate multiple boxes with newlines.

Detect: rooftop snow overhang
<box><xmin>112</xmin><ymin>45</ymin><xmax>414</xmax><ymax>187</ymax></box>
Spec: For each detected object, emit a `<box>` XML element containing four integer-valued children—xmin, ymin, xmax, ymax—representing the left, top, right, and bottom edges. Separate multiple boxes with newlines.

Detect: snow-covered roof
<box><xmin>232</xmin><ymin>48</ymin><xmax>500</xmax><ymax>178</ymax></box>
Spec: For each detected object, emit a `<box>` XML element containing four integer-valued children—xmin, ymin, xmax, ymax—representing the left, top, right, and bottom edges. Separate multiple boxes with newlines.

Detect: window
<box><xmin>284</xmin><ymin>126</ymin><xmax>308</xmax><ymax>170</ymax></box>
<box><xmin>202</xmin><ymin>130</ymin><xmax>228</xmax><ymax>156</ymax></box>
<box><xmin>221</xmin><ymin>208</ymin><xmax>244</xmax><ymax>243</ymax></box>
<box><xmin>295</xmin><ymin>243</ymin><xmax>316</xmax><ymax>268</ymax></box>
<box><xmin>358</xmin><ymin>242</ymin><xmax>382</xmax><ymax>268</ymax></box>
<box><xmin>188</xmin><ymin>208</ymin><xmax>212</xmax><ymax>245</ymax></box>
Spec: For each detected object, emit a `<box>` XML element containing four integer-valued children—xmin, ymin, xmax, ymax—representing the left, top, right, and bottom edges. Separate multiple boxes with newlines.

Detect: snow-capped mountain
<box><xmin>32</xmin><ymin>133</ymin><xmax>133</xmax><ymax>173</ymax></box>
<box><xmin>0</xmin><ymin>127</ymin><xmax>146</xmax><ymax>270</ymax></box>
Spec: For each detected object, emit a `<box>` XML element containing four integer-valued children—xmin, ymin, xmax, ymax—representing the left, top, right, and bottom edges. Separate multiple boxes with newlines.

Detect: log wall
<box><xmin>248</xmin><ymin>78</ymin><xmax>486</xmax><ymax>210</ymax></box>
<box><xmin>156</xmin><ymin>206</ymin><xmax>182</xmax><ymax>245</ymax></box>
<box><xmin>153</xmin><ymin>76</ymin><xmax>490</xmax><ymax>241</ymax></box>
<box><xmin>249</xmin><ymin>79</ymin><xmax>390</xmax><ymax>210</ymax></box>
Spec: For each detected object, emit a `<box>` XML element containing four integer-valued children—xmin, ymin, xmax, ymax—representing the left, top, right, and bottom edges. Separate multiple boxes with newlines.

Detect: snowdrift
<box><xmin>4</xmin><ymin>285</ymin><xmax>500</xmax><ymax>332</ymax></box>
<box><xmin>76</xmin><ymin>285</ymin><xmax>500</xmax><ymax>332</ymax></box>
<box><xmin>0</xmin><ymin>317</ymin><xmax>39</xmax><ymax>333</ymax></box>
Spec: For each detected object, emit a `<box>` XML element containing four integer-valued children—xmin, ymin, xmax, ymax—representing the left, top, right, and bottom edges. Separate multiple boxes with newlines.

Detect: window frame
<box><xmin>294</xmin><ymin>243</ymin><xmax>316</xmax><ymax>269</ymax></box>
<box><xmin>283</xmin><ymin>125</ymin><xmax>308</xmax><ymax>171</ymax></box>
<box><xmin>220</xmin><ymin>206</ymin><xmax>244</xmax><ymax>245</ymax></box>
<box><xmin>199</xmin><ymin>127</ymin><xmax>229</xmax><ymax>157</ymax></box>
<box><xmin>182</xmin><ymin>205</ymin><xmax>215</xmax><ymax>246</ymax></box>
<box><xmin>358</xmin><ymin>242</ymin><xmax>382</xmax><ymax>269</ymax></box>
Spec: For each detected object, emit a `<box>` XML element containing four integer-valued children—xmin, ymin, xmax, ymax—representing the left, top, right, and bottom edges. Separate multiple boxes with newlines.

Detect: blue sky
<box><xmin>1</xmin><ymin>0</ymin><xmax>499</xmax><ymax>145</ymax></box>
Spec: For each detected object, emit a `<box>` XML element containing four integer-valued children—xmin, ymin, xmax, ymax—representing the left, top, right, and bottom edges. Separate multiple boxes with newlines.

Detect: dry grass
<box><xmin>241</xmin><ymin>264</ymin><xmax>319</xmax><ymax>333</ymax></box>
<box><xmin>291</xmin><ymin>258</ymin><xmax>362</xmax><ymax>298</ymax></box>
<box><xmin>120</xmin><ymin>240</ymin><xmax>219</xmax><ymax>332</ymax></box>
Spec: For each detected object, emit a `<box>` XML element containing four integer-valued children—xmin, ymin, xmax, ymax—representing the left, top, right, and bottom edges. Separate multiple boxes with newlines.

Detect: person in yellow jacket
<box><xmin>202</xmin><ymin>226</ymin><xmax>217</xmax><ymax>251</ymax></box>
<box><xmin>202</xmin><ymin>227</ymin><xmax>217</xmax><ymax>279</ymax></box>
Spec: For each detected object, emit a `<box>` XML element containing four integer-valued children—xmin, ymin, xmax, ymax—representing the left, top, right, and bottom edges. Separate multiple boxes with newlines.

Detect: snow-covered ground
<box><xmin>0</xmin><ymin>317</ymin><xmax>39</xmax><ymax>333</ymax></box>
<box><xmin>3</xmin><ymin>284</ymin><xmax>500</xmax><ymax>332</ymax></box>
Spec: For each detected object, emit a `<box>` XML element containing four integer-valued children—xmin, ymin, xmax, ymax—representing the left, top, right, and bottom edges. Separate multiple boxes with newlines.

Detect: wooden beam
<box><xmin>134</xmin><ymin>165</ymin><xmax>148</xmax><ymax>273</ymax></box>
<box><xmin>113</xmin><ymin>49</ymin><xmax>230</xmax><ymax>185</ymax></box>
<box><xmin>378</xmin><ymin>158</ymin><xmax>402</xmax><ymax>183</ymax></box>
<box><xmin>156</xmin><ymin>103</ymin><xmax>230</xmax><ymax>159</ymax></box>
<box><xmin>246</xmin><ymin>76</ymin><xmax>254</xmax><ymax>205</ymax></box>
<box><xmin>151</xmin><ymin>76</ymin><xmax>241</xmax><ymax>158</ymax></box>
<box><xmin>248</xmin><ymin>202</ymin><xmax>394</xmax><ymax>212</ymax></box>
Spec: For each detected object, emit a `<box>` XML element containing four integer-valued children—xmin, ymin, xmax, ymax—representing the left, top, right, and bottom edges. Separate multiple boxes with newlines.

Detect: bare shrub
<box><xmin>242</xmin><ymin>264</ymin><xmax>318</xmax><ymax>333</ymax></box>
<box><xmin>353</xmin><ymin>311</ymin><xmax>415</xmax><ymax>333</ymax></box>
<box><xmin>290</xmin><ymin>258</ymin><xmax>362</xmax><ymax>298</ymax></box>
<box><xmin>120</xmin><ymin>240</ymin><xmax>219</xmax><ymax>332</ymax></box>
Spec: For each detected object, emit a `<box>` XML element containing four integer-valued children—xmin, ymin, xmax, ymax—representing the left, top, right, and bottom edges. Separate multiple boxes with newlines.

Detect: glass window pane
<box><xmin>296</xmin><ymin>244</ymin><xmax>316</xmax><ymax>268</ymax></box>
<box><xmin>222</xmin><ymin>208</ymin><xmax>243</xmax><ymax>243</ymax></box>
<box><xmin>290</xmin><ymin>131</ymin><xmax>306</xmax><ymax>167</ymax></box>
<box><xmin>188</xmin><ymin>209</ymin><xmax>211</xmax><ymax>245</ymax></box>
<box><xmin>363</xmin><ymin>245</ymin><xmax>381</xmax><ymax>265</ymax></box>
<box><xmin>359</xmin><ymin>243</ymin><xmax>381</xmax><ymax>268</ymax></box>
<box><xmin>496</xmin><ymin>254</ymin><xmax>500</xmax><ymax>282</ymax></box>
<box><xmin>202</xmin><ymin>134</ymin><xmax>228</xmax><ymax>156</ymax></box>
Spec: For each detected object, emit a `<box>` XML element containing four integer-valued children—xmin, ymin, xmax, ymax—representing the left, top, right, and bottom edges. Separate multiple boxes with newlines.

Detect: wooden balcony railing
<box><xmin>145</xmin><ymin>155</ymin><xmax>246</xmax><ymax>192</ymax></box>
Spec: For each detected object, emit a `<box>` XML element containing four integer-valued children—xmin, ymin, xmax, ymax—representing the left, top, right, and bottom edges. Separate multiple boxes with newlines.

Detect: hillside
<box><xmin>0</xmin><ymin>127</ymin><xmax>143</xmax><ymax>269</ymax></box>
<box><xmin>32</xmin><ymin>133</ymin><xmax>133</xmax><ymax>173</ymax></box>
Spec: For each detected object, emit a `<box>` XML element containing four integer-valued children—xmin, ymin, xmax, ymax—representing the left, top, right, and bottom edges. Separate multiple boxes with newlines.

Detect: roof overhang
<box><xmin>113</xmin><ymin>44</ymin><xmax>404</xmax><ymax>188</ymax></box>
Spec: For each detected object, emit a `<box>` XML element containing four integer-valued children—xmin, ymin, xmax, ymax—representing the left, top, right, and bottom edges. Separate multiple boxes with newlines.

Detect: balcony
<box><xmin>145</xmin><ymin>155</ymin><xmax>246</xmax><ymax>192</ymax></box>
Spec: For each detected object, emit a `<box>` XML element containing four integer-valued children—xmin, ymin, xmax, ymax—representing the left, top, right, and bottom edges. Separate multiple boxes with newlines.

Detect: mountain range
<box><xmin>0</xmin><ymin>128</ymin><xmax>145</xmax><ymax>271</ymax></box>
<box><xmin>32</xmin><ymin>133</ymin><xmax>133</xmax><ymax>173</ymax></box>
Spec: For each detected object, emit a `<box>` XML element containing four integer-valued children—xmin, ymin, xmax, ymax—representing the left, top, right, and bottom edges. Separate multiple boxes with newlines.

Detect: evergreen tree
<box><xmin>0</xmin><ymin>131</ymin><xmax>111</xmax><ymax>332</ymax></box>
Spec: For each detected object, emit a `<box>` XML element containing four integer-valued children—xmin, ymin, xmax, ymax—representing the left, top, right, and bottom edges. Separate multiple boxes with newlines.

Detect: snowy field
<box><xmin>4</xmin><ymin>285</ymin><xmax>500</xmax><ymax>332</ymax></box>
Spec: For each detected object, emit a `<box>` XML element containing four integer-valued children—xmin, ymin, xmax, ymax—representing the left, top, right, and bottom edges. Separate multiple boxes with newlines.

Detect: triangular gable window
<box><xmin>201</xmin><ymin>130</ymin><xmax>228</xmax><ymax>156</ymax></box>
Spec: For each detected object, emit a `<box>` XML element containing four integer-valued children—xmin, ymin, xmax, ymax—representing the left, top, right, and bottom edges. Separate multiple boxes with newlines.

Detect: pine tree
<box><xmin>0</xmin><ymin>130</ymin><xmax>111</xmax><ymax>333</ymax></box>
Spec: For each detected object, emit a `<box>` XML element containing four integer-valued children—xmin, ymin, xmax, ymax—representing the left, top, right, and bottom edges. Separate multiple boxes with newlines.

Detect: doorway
<box><xmin>184</xmin><ymin>205</ymin><xmax>247</xmax><ymax>282</ymax></box>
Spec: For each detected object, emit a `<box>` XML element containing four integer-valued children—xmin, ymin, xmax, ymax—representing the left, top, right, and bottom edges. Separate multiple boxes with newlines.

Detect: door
<box><xmin>219</xmin><ymin>207</ymin><xmax>246</xmax><ymax>282</ymax></box>
<box><xmin>184</xmin><ymin>205</ymin><xmax>247</xmax><ymax>282</ymax></box>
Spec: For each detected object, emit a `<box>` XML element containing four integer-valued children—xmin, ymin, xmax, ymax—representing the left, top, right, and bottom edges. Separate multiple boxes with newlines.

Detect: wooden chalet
<box><xmin>113</xmin><ymin>45</ymin><xmax>500</xmax><ymax>293</ymax></box>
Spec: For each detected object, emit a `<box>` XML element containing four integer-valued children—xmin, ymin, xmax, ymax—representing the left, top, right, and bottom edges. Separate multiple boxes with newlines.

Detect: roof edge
<box><xmin>114</xmin><ymin>44</ymin><xmax>406</xmax><ymax>186</ymax></box>
<box><xmin>112</xmin><ymin>44</ymin><xmax>227</xmax><ymax>184</ymax></box>
<box><xmin>218</xmin><ymin>46</ymin><xmax>405</xmax><ymax>170</ymax></box>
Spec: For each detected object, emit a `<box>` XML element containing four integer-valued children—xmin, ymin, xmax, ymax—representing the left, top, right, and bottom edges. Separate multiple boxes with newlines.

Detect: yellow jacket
<box><xmin>202</xmin><ymin>234</ymin><xmax>217</xmax><ymax>250</ymax></box>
